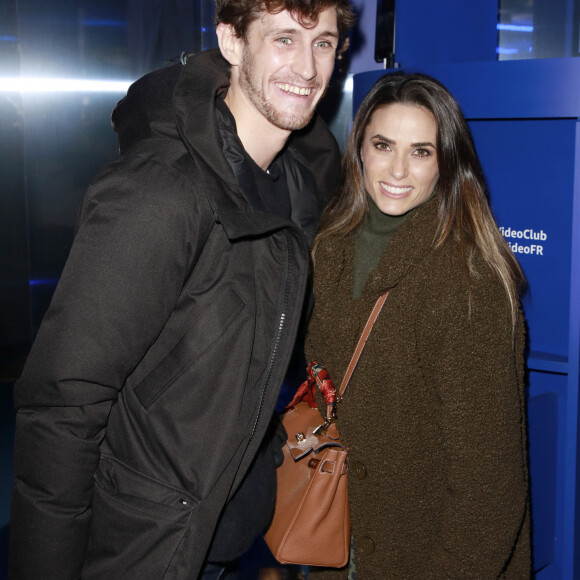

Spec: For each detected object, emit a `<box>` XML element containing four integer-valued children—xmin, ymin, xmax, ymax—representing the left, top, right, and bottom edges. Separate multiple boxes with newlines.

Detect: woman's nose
<box><xmin>389</xmin><ymin>154</ymin><xmax>408</xmax><ymax>180</ymax></box>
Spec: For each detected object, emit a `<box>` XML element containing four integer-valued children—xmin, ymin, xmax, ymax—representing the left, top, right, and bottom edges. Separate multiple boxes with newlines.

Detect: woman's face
<box><xmin>360</xmin><ymin>102</ymin><xmax>440</xmax><ymax>216</ymax></box>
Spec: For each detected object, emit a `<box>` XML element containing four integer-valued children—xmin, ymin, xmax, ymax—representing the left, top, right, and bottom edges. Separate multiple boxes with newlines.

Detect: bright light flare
<box><xmin>344</xmin><ymin>75</ymin><xmax>353</xmax><ymax>94</ymax></box>
<box><xmin>497</xmin><ymin>23</ymin><xmax>534</xmax><ymax>32</ymax></box>
<box><xmin>0</xmin><ymin>77</ymin><xmax>132</xmax><ymax>93</ymax></box>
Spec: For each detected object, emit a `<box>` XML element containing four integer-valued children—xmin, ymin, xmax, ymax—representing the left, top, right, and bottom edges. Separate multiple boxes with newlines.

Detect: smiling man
<box><xmin>9</xmin><ymin>1</ymin><xmax>354</xmax><ymax>579</ymax></box>
<box><xmin>218</xmin><ymin>5</ymin><xmax>340</xmax><ymax>165</ymax></box>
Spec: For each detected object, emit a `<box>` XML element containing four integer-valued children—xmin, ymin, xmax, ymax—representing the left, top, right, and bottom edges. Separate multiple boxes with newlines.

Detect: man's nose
<box><xmin>292</xmin><ymin>44</ymin><xmax>317</xmax><ymax>80</ymax></box>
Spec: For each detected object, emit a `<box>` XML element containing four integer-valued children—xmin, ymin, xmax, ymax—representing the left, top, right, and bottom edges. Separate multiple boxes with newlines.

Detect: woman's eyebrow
<box><xmin>370</xmin><ymin>135</ymin><xmax>436</xmax><ymax>148</ymax></box>
<box><xmin>370</xmin><ymin>134</ymin><xmax>395</xmax><ymax>142</ymax></box>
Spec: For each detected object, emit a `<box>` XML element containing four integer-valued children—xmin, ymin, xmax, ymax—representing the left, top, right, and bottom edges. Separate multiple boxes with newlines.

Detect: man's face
<box><xmin>238</xmin><ymin>7</ymin><xmax>339</xmax><ymax>131</ymax></box>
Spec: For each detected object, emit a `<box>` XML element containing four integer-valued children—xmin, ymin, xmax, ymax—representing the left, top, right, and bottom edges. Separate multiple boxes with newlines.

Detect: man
<box><xmin>9</xmin><ymin>0</ymin><xmax>354</xmax><ymax>578</ymax></box>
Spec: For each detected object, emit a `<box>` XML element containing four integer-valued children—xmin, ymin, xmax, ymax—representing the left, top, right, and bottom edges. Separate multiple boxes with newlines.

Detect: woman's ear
<box><xmin>216</xmin><ymin>23</ymin><xmax>243</xmax><ymax>66</ymax></box>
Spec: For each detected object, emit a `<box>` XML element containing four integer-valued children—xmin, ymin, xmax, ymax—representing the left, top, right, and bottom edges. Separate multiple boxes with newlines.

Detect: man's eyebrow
<box><xmin>316</xmin><ymin>29</ymin><xmax>340</xmax><ymax>39</ymax></box>
<box><xmin>266</xmin><ymin>27</ymin><xmax>339</xmax><ymax>39</ymax></box>
<box><xmin>265</xmin><ymin>27</ymin><xmax>300</xmax><ymax>37</ymax></box>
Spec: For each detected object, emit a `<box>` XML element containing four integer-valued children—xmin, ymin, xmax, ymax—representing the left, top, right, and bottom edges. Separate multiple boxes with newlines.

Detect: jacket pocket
<box><xmin>83</xmin><ymin>455</ymin><xmax>198</xmax><ymax>580</ymax></box>
<box><xmin>133</xmin><ymin>286</ymin><xmax>245</xmax><ymax>410</ymax></box>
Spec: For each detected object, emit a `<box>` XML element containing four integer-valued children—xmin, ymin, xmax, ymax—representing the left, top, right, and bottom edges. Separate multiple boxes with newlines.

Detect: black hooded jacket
<box><xmin>9</xmin><ymin>50</ymin><xmax>340</xmax><ymax>579</ymax></box>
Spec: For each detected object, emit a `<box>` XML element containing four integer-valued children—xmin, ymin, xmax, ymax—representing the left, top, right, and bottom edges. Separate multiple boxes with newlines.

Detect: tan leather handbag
<box><xmin>265</xmin><ymin>292</ymin><xmax>389</xmax><ymax>568</ymax></box>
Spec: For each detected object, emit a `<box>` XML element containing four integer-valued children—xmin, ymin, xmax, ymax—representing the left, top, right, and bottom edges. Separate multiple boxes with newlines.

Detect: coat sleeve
<box><xmin>9</xmin><ymin>155</ymin><xmax>213</xmax><ymax>580</ymax></box>
<box><xmin>416</xmin><ymin>264</ymin><xmax>530</xmax><ymax>578</ymax></box>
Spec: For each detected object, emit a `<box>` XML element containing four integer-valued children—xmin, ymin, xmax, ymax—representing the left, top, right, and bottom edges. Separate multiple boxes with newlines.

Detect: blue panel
<box><xmin>528</xmin><ymin>369</ymin><xmax>568</xmax><ymax>579</ymax></box>
<box><xmin>394</xmin><ymin>0</ymin><xmax>498</xmax><ymax>68</ymax></box>
<box><xmin>468</xmin><ymin>119</ymin><xmax>575</xmax><ymax>358</ymax></box>
<box><xmin>528</xmin><ymin>352</ymin><xmax>570</xmax><ymax>375</ymax></box>
<box><xmin>569</xmin><ymin>123</ymin><xmax>580</xmax><ymax>580</ymax></box>
<box><xmin>353</xmin><ymin>58</ymin><xmax>580</xmax><ymax>120</ymax></box>
<box><xmin>529</xmin><ymin>390</ymin><xmax>558</xmax><ymax>571</ymax></box>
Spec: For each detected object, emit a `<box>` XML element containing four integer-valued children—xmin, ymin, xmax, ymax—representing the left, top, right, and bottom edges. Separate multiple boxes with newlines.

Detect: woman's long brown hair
<box><xmin>314</xmin><ymin>72</ymin><xmax>525</xmax><ymax>327</ymax></box>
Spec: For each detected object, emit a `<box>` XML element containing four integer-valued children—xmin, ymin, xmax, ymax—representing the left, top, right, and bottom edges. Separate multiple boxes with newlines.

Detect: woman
<box><xmin>305</xmin><ymin>72</ymin><xmax>531</xmax><ymax>578</ymax></box>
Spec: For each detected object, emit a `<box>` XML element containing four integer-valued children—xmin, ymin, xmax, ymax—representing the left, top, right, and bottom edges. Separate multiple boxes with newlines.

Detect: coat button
<box><xmin>351</xmin><ymin>460</ymin><xmax>367</xmax><ymax>480</ymax></box>
<box><xmin>356</xmin><ymin>536</ymin><xmax>375</xmax><ymax>555</ymax></box>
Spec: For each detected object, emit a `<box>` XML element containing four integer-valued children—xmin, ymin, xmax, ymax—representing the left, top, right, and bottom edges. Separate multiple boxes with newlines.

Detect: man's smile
<box><xmin>275</xmin><ymin>82</ymin><xmax>313</xmax><ymax>96</ymax></box>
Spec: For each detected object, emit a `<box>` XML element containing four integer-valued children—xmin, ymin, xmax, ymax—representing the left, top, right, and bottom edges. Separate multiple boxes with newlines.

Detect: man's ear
<box><xmin>216</xmin><ymin>23</ymin><xmax>243</xmax><ymax>66</ymax></box>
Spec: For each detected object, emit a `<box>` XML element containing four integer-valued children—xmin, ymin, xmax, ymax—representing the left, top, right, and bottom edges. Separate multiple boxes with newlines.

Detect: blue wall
<box><xmin>347</xmin><ymin>0</ymin><xmax>499</xmax><ymax>74</ymax></box>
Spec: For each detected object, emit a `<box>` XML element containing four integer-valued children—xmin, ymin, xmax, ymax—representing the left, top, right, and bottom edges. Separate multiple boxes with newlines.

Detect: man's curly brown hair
<box><xmin>215</xmin><ymin>0</ymin><xmax>355</xmax><ymax>41</ymax></box>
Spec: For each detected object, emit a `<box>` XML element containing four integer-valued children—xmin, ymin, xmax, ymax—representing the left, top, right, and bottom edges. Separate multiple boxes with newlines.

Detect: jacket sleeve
<box><xmin>416</xmin><ymin>266</ymin><xmax>530</xmax><ymax>578</ymax></box>
<box><xmin>9</xmin><ymin>156</ymin><xmax>212</xmax><ymax>580</ymax></box>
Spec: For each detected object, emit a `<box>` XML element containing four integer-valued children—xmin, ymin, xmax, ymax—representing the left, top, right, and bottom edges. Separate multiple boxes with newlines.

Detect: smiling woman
<box><xmin>306</xmin><ymin>72</ymin><xmax>531</xmax><ymax>579</ymax></box>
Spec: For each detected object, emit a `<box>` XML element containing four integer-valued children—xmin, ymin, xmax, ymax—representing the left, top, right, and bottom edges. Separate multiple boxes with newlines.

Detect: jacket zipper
<box><xmin>250</xmin><ymin>229</ymin><xmax>293</xmax><ymax>439</ymax></box>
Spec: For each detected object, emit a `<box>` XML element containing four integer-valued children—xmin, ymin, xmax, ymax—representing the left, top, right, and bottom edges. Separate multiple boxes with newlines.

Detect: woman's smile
<box><xmin>379</xmin><ymin>182</ymin><xmax>414</xmax><ymax>196</ymax></box>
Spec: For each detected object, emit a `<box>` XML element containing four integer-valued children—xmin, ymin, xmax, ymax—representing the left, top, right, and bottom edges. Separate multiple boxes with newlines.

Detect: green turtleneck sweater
<box><xmin>352</xmin><ymin>197</ymin><xmax>410</xmax><ymax>299</ymax></box>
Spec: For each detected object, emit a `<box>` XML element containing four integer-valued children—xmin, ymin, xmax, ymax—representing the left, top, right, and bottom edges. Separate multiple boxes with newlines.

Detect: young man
<box><xmin>8</xmin><ymin>0</ymin><xmax>354</xmax><ymax>578</ymax></box>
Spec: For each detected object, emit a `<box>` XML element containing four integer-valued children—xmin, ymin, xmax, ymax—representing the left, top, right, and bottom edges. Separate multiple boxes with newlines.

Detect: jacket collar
<box><xmin>173</xmin><ymin>51</ymin><xmax>245</xmax><ymax>213</ymax></box>
<box><xmin>173</xmin><ymin>51</ymin><xmax>305</xmax><ymax>240</ymax></box>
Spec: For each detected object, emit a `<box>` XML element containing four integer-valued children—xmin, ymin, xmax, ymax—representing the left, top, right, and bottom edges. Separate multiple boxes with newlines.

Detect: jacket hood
<box><xmin>110</xmin><ymin>50</ymin><xmax>340</xmax><ymax>240</ymax></box>
<box><xmin>111</xmin><ymin>61</ymin><xmax>180</xmax><ymax>155</ymax></box>
<box><xmin>111</xmin><ymin>51</ymin><xmax>231</xmax><ymax>158</ymax></box>
<box><xmin>111</xmin><ymin>50</ymin><xmax>249</xmax><ymax>226</ymax></box>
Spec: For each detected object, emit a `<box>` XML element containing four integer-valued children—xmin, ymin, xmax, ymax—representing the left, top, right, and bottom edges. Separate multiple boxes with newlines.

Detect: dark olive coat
<box><xmin>306</xmin><ymin>194</ymin><xmax>531</xmax><ymax>579</ymax></box>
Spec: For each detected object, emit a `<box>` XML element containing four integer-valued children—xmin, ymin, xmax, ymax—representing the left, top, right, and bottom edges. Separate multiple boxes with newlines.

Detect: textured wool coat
<box><xmin>305</xmin><ymin>193</ymin><xmax>531</xmax><ymax>579</ymax></box>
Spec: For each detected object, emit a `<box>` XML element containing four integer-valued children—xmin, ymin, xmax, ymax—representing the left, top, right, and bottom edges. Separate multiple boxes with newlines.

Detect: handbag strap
<box><xmin>315</xmin><ymin>291</ymin><xmax>389</xmax><ymax>429</ymax></box>
<box><xmin>338</xmin><ymin>291</ymin><xmax>389</xmax><ymax>399</ymax></box>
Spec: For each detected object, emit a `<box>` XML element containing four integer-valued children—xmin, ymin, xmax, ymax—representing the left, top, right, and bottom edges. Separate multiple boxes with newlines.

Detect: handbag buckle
<box><xmin>312</xmin><ymin>404</ymin><xmax>337</xmax><ymax>436</ymax></box>
<box><xmin>312</xmin><ymin>418</ymin><xmax>333</xmax><ymax>436</ymax></box>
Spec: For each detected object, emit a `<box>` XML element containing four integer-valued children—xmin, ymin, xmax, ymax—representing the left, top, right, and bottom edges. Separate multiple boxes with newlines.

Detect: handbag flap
<box><xmin>283</xmin><ymin>403</ymin><xmax>345</xmax><ymax>461</ymax></box>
